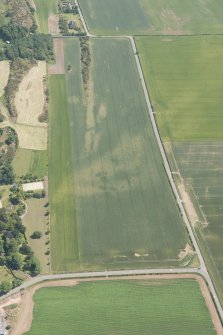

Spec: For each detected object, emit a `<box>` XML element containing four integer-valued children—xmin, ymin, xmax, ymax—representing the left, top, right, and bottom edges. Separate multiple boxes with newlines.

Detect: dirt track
<box><xmin>8</xmin><ymin>274</ymin><xmax>223</xmax><ymax>335</ymax></box>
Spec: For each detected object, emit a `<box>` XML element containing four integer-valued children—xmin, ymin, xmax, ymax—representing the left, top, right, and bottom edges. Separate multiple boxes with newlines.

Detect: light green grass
<box><xmin>34</xmin><ymin>0</ymin><xmax>58</xmax><ymax>33</ymax></box>
<box><xmin>49</xmin><ymin>74</ymin><xmax>79</xmax><ymax>272</ymax></box>
<box><xmin>13</xmin><ymin>149</ymin><xmax>48</xmax><ymax>179</ymax></box>
<box><xmin>79</xmin><ymin>0</ymin><xmax>223</xmax><ymax>35</ymax></box>
<box><xmin>136</xmin><ymin>36</ymin><xmax>223</xmax><ymax>140</ymax></box>
<box><xmin>25</xmin><ymin>280</ymin><xmax>216</xmax><ymax>335</ymax></box>
<box><xmin>23</xmin><ymin>198</ymin><xmax>50</xmax><ymax>274</ymax></box>
<box><xmin>60</xmin><ymin>38</ymin><xmax>189</xmax><ymax>271</ymax></box>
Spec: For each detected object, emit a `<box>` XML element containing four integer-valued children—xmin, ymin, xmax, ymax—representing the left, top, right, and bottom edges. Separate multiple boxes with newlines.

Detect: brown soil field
<box><xmin>48</xmin><ymin>14</ymin><xmax>59</xmax><ymax>35</ymax></box>
<box><xmin>48</xmin><ymin>39</ymin><xmax>65</xmax><ymax>75</ymax></box>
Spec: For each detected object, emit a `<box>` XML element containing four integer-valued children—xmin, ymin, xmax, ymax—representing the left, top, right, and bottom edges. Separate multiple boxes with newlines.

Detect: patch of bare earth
<box><xmin>0</xmin><ymin>61</ymin><xmax>10</xmax><ymax>97</ymax></box>
<box><xmin>15</xmin><ymin>61</ymin><xmax>47</xmax><ymax>127</ymax></box>
<box><xmin>160</xmin><ymin>9</ymin><xmax>188</xmax><ymax>35</ymax></box>
<box><xmin>48</xmin><ymin>14</ymin><xmax>59</xmax><ymax>35</ymax></box>
<box><xmin>178</xmin><ymin>242</ymin><xmax>194</xmax><ymax>260</ymax></box>
<box><xmin>7</xmin><ymin>275</ymin><xmax>223</xmax><ymax>335</ymax></box>
<box><xmin>48</xmin><ymin>39</ymin><xmax>65</xmax><ymax>75</ymax></box>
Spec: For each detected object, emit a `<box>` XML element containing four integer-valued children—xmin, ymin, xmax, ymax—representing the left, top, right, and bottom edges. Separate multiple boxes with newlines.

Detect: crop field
<box><xmin>49</xmin><ymin>74</ymin><xmax>79</xmax><ymax>272</ymax></box>
<box><xmin>136</xmin><ymin>36</ymin><xmax>223</xmax><ymax>141</ymax></box>
<box><xmin>79</xmin><ymin>0</ymin><xmax>223</xmax><ymax>35</ymax></box>
<box><xmin>34</xmin><ymin>0</ymin><xmax>58</xmax><ymax>33</ymax></box>
<box><xmin>136</xmin><ymin>36</ymin><xmax>223</xmax><ymax>300</ymax></box>
<box><xmin>172</xmin><ymin>142</ymin><xmax>223</xmax><ymax>302</ymax></box>
<box><xmin>25</xmin><ymin>279</ymin><xmax>216</xmax><ymax>335</ymax></box>
<box><xmin>48</xmin><ymin>37</ymin><xmax>191</xmax><ymax>272</ymax></box>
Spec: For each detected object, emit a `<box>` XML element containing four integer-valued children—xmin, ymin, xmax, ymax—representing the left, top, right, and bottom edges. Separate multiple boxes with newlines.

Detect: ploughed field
<box><xmin>79</xmin><ymin>0</ymin><xmax>223</xmax><ymax>35</ymax></box>
<box><xmin>25</xmin><ymin>280</ymin><xmax>217</xmax><ymax>335</ymax></box>
<box><xmin>49</xmin><ymin>38</ymin><xmax>190</xmax><ymax>272</ymax></box>
<box><xmin>136</xmin><ymin>36</ymin><xmax>223</xmax><ymax>302</ymax></box>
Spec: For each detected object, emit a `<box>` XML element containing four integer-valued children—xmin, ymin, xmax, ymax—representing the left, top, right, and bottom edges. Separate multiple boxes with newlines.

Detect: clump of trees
<box><xmin>80</xmin><ymin>36</ymin><xmax>91</xmax><ymax>92</ymax></box>
<box><xmin>0</xmin><ymin>24</ymin><xmax>54</xmax><ymax>62</ymax></box>
<box><xmin>58</xmin><ymin>1</ymin><xmax>78</xmax><ymax>14</ymax></box>
<box><xmin>0</xmin><ymin>208</ymin><xmax>40</xmax><ymax>281</ymax></box>
<box><xmin>0</xmin><ymin>127</ymin><xmax>18</xmax><ymax>185</ymax></box>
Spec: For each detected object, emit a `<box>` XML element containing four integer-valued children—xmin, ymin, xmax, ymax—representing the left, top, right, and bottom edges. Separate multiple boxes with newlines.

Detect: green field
<box><xmin>136</xmin><ymin>36</ymin><xmax>223</xmax><ymax>300</ymax></box>
<box><xmin>25</xmin><ymin>280</ymin><xmax>216</xmax><ymax>335</ymax></box>
<box><xmin>79</xmin><ymin>0</ymin><xmax>223</xmax><ymax>35</ymax></box>
<box><xmin>34</xmin><ymin>0</ymin><xmax>58</xmax><ymax>33</ymax></box>
<box><xmin>49</xmin><ymin>74</ymin><xmax>79</xmax><ymax>272</ymax></box>
<box><xmin>13</xmin><ymin>149</ymin><xmax>48</xmax><ymax>179</ymax></box>
<box><xmin>49</xmin><ymin>38</ymin><xmax>191</xmax><ymax>272</ymax></box>
<box><xmin>136</xmin><ymin>36</ymin><xmax>223</xmax><ymax>140</ymax></box>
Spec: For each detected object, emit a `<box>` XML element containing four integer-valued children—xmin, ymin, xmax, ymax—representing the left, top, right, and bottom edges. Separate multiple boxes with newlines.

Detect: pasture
<box><xmin>136</xmin><ymin>36</ymin><xmax>223</xmax><ymax>141</ymax></box>
<box><xmin>25</xmin><ymin>279</ymin><xmax>217</xmax><ymax>335</ymax></box>
<box><xmin>79</xmin><ymin>0</ymin><xmax>223</xmax><ymax>35</ymax></box>
<box><xmin>49</xmin><ymin>37</ymin><xmax>191</xmax><ymax>272</ymax></box>
<box><xmin>13</xmin><ymin>149</ymin><xmax>48</xmax><ymax>179</ymax></box>
<box><xmin>49</xmin><ymin>74</ymin><xmax>79</xmax><ymax>272</ymax></box>
<box><xmin>34</xmin><ymin>0</ymin><xmax>58</xmax><ymax>33</ymax></box>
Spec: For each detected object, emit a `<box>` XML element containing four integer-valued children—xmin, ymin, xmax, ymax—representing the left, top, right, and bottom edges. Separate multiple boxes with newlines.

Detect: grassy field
<box><xmin>136</xmin><ymin>36</ymin><xmax>223</xmax><ymax>301</ymax></box>
<box><xmin>48</xmin><ymin>37</ymin><xmax>191</xmax><ymax>272</ymax></box>
<box><xmin>22</xmin><ymin>198</ymin><xmax>50</xmax><ymax>274</ymax></box>
<box><xmin>136</xmin><ymin>36</ymin><xmax>223</xmax><ymax>141</ymax></box>
<box><xmin>79</xmin><ymin>0</ymin><xmax>223</xmax><ymax>35</ymax></box>
<box><xmin>34</xmin><ymin>0</ymin><xmax>58</xmax><ymax>33</ymax></box>
<box><xmin>25</xmin><ymin>280</ymin><xmax>216</xmax><ymax>335</ymax></box>
<box><xmin>49</xmin><ymin>74</ymin><xmax>79</xmax><ymax>272</ymax></box>
<box><xmin>13</xmin><ymin>149</ymin><xmax>48</xmax><ymax>179</ymax></box>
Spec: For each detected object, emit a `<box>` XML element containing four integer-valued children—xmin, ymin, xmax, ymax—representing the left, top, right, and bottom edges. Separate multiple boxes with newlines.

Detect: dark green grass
<box><xmin>13</xmin><ymin>148</ymin><xmax>48</xmax><ymax>179</ymax></box>
<box><xmin>136</xmin><ymin>36</ymin><xmax>223</xmax><ymax>140</ymax></box>
<box><xmin>49</xmin><ymin>75</ymin><xmax>79</xmax><ymax>272</ymax></box>
<box><xmin>79</xmin><ymin>0</ymin><xmax>223</xmax><ymax>35</ymax></box>
<box><xmin>34</xmin><ymin>0</ymin><xmax>58</xmax><ymax>33</ymax></box>
<box><xmin>25</xmin><ymin>280</ymin><xmax>216</xmax><ymax>335</ymax></box>
<box><xmin>63</xmin><ymin>38</ymin><xmax>189</xmax><ymax>269</ymax></box>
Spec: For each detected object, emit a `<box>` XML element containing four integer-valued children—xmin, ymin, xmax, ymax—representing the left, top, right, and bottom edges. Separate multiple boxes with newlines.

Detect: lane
<box><xmin>0</xmin><ymin>267</ymin><xmax>200</xmax><ymax>301</ymax></box>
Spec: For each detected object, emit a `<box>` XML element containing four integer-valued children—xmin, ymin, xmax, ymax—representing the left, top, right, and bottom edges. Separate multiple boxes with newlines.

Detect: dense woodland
<box><xmin>0</xmin><ymin>24</ymin><xmax>54</xmax><ymax>61</ymax></box>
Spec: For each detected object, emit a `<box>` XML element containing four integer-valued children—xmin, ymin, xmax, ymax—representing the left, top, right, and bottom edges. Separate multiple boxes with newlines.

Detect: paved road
<box><xmin>0</xmin><ymin>267</ymin><xmax>201</xmax><ymax>301</ymax></box>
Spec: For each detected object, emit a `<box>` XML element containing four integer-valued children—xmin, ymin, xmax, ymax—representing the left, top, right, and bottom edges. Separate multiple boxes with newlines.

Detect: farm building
<box><xmin>68</xmin><ymin>20</ymin><xmax>76</xmax><ymax>29</ymax></box>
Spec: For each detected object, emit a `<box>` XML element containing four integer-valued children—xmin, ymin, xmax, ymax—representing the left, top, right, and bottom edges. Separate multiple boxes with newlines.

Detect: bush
<box><xmin>30</xmin><ymin>231</ymin><xmax>42</xmax><ymax>239</ymax></box>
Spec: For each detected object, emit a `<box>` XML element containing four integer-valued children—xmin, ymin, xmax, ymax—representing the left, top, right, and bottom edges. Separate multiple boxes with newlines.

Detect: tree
<box><xmin>20</xmin><ymin>244</ymin><xmax>33</xmax><ymax>256</ymax></box>
<box><xmin>6</xmin><ymin>253</ymin><xmax>23</xmax><ymax>270</ymax></box>
<box><xmin>30</xmin><ymin>231</ymin><xmax>42</xmax><ymax>239</ymax></box>
<box><xmin>0</xmin><ymin>280</ymin><xmax>12</xmax><ymax>295</ymax></box>
<box><xmin>24</xmin><ymin>256</ymin><xmax>40</xmax><ymax>276</ymax></box>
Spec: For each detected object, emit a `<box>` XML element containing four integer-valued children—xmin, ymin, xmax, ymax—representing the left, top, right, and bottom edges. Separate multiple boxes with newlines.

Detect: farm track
<box><xmin>4</xmin><ymin>1</ymin><xmax>222</xmax><ymax>330</ymax></box>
